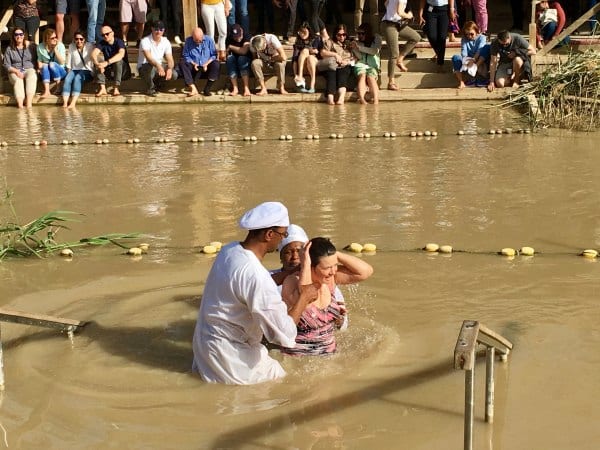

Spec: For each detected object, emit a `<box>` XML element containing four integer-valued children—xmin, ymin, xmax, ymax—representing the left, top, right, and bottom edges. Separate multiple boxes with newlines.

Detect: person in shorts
<box><xmin>55</xmin><ymin>0</ymin><xmax>81</xmax><ymax>43</ymax></box>
<box><xmin>487</xmin><ymin>30</ymin><xmax>535</xmax><ymax>92</ymax></box>
<box><xmin>120</xmin><ymin>0</ymin><xmax>147</xmax><ymax>47</ymax></box>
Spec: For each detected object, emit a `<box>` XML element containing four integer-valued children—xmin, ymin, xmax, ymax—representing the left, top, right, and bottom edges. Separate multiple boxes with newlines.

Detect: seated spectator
<box><xmin>120</xmin><ymin>0</ymin><xmax>148</xmax><ymax>47</ymax></box>
<box><xmin>487</xmin><ymin>30</ymin><xmax>536</xmax><ymax>92</ymax></box>
<box><xmin>37</xmin><ymin>29</ymin><xmax>67</xmax><ymax>98</ymax></box>
<box><xmin>13</xmin><ymin>0</ymin><xmax>40</xmax><ymax>42</ymax></box>
<box><xmin>292</xmin><ymin>22</ymin><xmax>322</xmax><ymax>94</ymax></box>
<box><xmin>225</xmin><ymin>24</ymin><xmax>251</xmax><ymax>96</ymax></box>
<box><xmin>178</xmin><ymin>27</ymin><xmax>219</xmax><ymax>97</ymax></box>
<box><xmin>381</xmin><ymin>0</ymin><xmax>421</xmax><ymax>91</ymax></box>
<box><xmin>137</xmin><ymin>20</ymin><xmax>178</xmax><ymax>97</ymax></box>
<box><xmin>250</xmin><ymin>34</ymin><xmax>289</xmax><ymax>95</ymax></box>
<box><xmin>92</xmin><ymin>25</ymin><xmax>130</xmax><ymax>96</ymax></box>
<box><xmin>3</xmin><ymin>27</ymin><xmax>37</xmax><ymax>108</ymax></box>
<box><xmin>55</xmin><ymin>0</ymin><xmax>81</xmax><ymax>43</ymax></box>
<box><xmin>536</xmin><ymin>0</ymin><xmax>569</xmax><ymax>49</ymax></box>
<box><xmin>62</xmin><ymin>30</ymin><xmax>95</xmax><ymax>108</ymax></box>
<box><xmin>451</xmin><ymin>21</ymin><xmax>490</xmax><ymax>89</ymax></box>
<box><xmin>319</xmin><ymin>24</ymin><xmax>354</xmax><ymax>105</ymax></box>
<box><xmin>351</xmin><ymin>23</ymin><xmax>382</xmax><ymax>104</ymax></box>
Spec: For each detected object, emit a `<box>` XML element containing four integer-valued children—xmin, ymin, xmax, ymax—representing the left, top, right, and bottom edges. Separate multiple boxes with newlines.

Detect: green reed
<box><xmin>0</xmin><ymin>187</ymin><xmax>140</xmax><ymax>259</ymax></box>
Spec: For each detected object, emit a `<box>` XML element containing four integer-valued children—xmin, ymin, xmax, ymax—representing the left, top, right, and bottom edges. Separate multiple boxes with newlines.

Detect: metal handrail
<box><xmin>454</xmin><ymin>320</ymin><xmax>513</xmax><ymax>450</ymax></box>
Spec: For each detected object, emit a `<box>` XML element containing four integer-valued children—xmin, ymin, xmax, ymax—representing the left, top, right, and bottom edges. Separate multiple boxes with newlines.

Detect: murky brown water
<box><xmin>0</xmin><ymin>102</ymin><xmax>599</xmax><ymax>449</ymax></box>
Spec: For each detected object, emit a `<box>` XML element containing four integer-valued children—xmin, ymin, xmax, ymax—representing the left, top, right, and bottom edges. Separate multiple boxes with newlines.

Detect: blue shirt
<box><xmin>182</xmin><ymin>35</ymin><xmax>217</xmax><ymax>66</ymax></box>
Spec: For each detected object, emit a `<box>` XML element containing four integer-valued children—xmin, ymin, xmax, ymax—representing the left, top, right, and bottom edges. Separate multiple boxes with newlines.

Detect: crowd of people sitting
<box><xmin>2</xmin><ymin>0</ymin><xmax>560</xmax><ymax>107</ymax></box>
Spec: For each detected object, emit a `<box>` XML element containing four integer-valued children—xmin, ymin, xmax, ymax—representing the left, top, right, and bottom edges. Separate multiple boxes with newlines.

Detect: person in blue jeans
<box><xmin>227</xmin><ymin>0</ymin><xmax>250</xmax><ymax>37</ymax></box>
<box><xmin>86</xmin><ymin>0</ymin><xmax>106</xmax><ymax>43</ymax></box>
<box><xmin>225</xmin><ymin>24</ymin><xmax>251</xmax><ymax>96</ymax></box>
<box><xmin>37</xmin><ymin>28</ymin><xmax>67</xmax><ymax>98</ymax></box>
<box><xmin>62</xmin><ymin>30</ymin><xmax>95</xmax><ymax>108</ymax></box>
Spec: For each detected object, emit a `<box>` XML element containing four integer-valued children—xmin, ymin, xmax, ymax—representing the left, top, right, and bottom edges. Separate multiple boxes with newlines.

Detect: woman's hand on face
<box><xmin>300</xmin><ymin>240</ymin><xmax>312</xmax><ymax>268</ymax></box>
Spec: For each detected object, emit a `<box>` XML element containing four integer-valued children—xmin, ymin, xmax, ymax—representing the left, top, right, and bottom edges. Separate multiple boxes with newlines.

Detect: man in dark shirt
<box><xmin>487</xmin><ymin>30</ymin><xmax>535</xmax><ymax>92</ymax></box>
<box><xmin>91</xmin><ymin>25</ymin><xmax>129</xmax><ymax>96</ymax></box>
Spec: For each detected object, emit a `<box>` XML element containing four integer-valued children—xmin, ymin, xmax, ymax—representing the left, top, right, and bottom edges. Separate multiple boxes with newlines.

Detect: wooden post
<box><xmin>182</xmin><ymin>0</ymin><xmax>198</xmax><ymax>39</ymax></box>
<box><xmin>464</xmin><ymin>367</ymin><xmax>474</xmax><ymax>450</ymax></box>
<box><xmin>485</xmin><ymin>346</ymin><xmax>495</xmax><ymax>423</ymax></box>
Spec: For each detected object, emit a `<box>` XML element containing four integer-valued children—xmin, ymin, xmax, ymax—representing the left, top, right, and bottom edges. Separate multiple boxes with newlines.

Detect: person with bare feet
<box><xmin>37</xmin><ymin>29</ymin><xmax>67</xmax><ymax>98</ymax></box>
<box><xmin>178</xmin><ymin>27</ymin><xmax>219</xmax><ymax>96</ymax></box>
<box><xmin>350</xmin><ymin>23</ymin><xmax>381</xmax><ymax>104</ymax></box>
<box><xmin>3</xmin><ymin>27</ymin><xmax>37</xmax><ymax>108</ymax></box>
<box><xmin>137</xmin><ymin>20</ymin><xmax>178</xmax><ymax>97</ymax></box>
<box><xmin>487</xmin><ymin>30</ymin><xmax>535</xmax><ymax>92</ymax></box>
<box><xmin>319</xmin><ymin>24</ymin><xmax>353</xmax><ymax>105</ymax></box>
<box><xmin>62</xmin><ymin>30</ymin><xmax>95</xmax><ymax>108</ymax></box>
<box><xmin>250</xmin><ymin>34</ymin><xmax>289</xmax><ymax>95</ymax></box>
<box><xmin>381</xmin><ymin>0</ymin><xmax>421</xmax><ymax>90</ymax></box>
<box><xmin>225</xmin><ymin>24</ymin><xmax>251</xmax><ymax>96</ymax></box>
<box><xmin>451</xmin><ymin>21</ymin><xmax>489</xmax><ymax>89</ymax></box>
<box><xmin>92</xmin><ymin>25</ymin><xmax>129</xmax><ymax>97</ymax></box>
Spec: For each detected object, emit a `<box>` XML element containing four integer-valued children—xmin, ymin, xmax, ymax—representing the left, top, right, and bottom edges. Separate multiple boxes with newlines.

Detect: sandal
<box><xmin>387</xmin><ymin>82</ymin><xmax>399</xmax><ymax>91</ymax></box>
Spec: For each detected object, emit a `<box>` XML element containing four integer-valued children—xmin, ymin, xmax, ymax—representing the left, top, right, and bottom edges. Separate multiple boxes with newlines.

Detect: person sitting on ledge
<box><xmin>137</xmin><ymin>20</ymin><xmax>178</xmax><ymax>97</ymax></box>
<box><xmin>92</xmin><ymin>24</ymin><xmax>129</xmax><ymax>96</ymax></box>
<box><xmin>62</xmin><ymin>30</ymin><xmax>95</xmax><ymax>108</ymax></box>
<box><xmin>250</xmin><ymin>33</ymin><xmax>289</xmax><ymax>95</ymax></box>
<box><xmin>178</xmin><ymin>27</ymin><xmax>220</xmax><ymax>97</ymax></box>
<box><xmin>291</xmin><ymin>22</ymin><xmax>322</xmax><ymax>94</ymax></box>
<box><xmin>225</xmin><ymin>24</ymin><xmax>252</xmax><ymax>96</ymax></box>
<box><xmin>37</xmin><ymin>28</ymin><xmax>67</xmax><ymax>98</ymax></box>
<box><xmin>451</xmin><ymin>21</ymin><xmax>490</xmax><ymax>89</ymax></box>
<box><xmin>487</xmin><ymin>29</ymin><xmax>535</xmax><ymax>92</ymax></box>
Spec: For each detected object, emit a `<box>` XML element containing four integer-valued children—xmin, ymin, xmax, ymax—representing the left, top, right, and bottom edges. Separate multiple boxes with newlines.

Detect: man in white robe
<box><xmin>192</xmin><ymin>201</ymin><xmax>318</xmax><ymax>385</ymax></box>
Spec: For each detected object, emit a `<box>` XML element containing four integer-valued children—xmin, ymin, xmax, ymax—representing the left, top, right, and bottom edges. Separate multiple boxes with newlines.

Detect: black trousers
<box><xmin>423</xmin><ymin>5</ymin><xmax>449</xmax><ymax>66</ymax></box>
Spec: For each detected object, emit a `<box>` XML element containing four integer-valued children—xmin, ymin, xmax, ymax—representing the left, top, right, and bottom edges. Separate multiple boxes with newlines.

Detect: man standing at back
<box><xmin>192</xmin><ymin>201</ymin><xmax>318</xmax><ymax>385</ymax></box>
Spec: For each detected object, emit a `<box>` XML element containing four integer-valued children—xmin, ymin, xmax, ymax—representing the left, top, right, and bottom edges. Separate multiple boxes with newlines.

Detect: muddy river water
<box><xmin>0</xmin><ymin>102</ymin><xmax>598</xmax><ymax>449</ymax></box>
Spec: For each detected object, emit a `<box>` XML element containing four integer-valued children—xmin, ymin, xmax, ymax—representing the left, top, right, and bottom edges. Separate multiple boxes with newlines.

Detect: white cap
<box><xmin>239</xmin><ymin>201</ymin><xmax>289</xmax><ymax>230</ymax></box>
<box><xmin>277</xmin><ymin>224</ymin><xmax>308</xmax><ymax>253</ymax></box>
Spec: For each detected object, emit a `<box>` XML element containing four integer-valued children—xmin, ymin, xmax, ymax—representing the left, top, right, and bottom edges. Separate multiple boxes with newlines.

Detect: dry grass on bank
<box><xmin>506</xmin><ymin>50</ymin><xmax>600</xmax><ymax>131</ymax></box>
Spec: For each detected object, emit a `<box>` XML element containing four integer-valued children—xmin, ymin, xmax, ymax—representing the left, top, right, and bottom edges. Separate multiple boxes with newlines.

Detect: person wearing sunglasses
<box><xmin>62</xmin><ymin>30</ymin><xmax>95</xmax><ymax>108</ymax></box>
<box><xmin>137</xmin><ymin>20</ymin><xmax>178</xmax><ymax>97</ymax></box>
<box><xmin>292</xmin><ymin>22</ymin><xmax>322</xmax><ymax>94</ymax></box>
<box><xmin>318</xmin><ymin>23</ymin><xmax>354</xmax><ymax>105</ymax></box>
<box><xmin>280</xmin><ymin>237</ymin><xmax>373</xmax><ymax>356</ymax></box>
<box><xmin>451</xmin><ymin>21</ymin><xmax>490</xmax><ymax>89</ymax></box>
<box><xmin>192</xmin><ymin>201</ymin><xmax>319</xmax><ymax>385</ymax></box>
<box><xmin>3</xmin><ymin>27</ymin><xmax>37</xmax><ymax>108</ymax></box>
<box><xmin>91</xmin><ymin>25</ymin><xmax>130</xmax><ymax>96</ymax></box>
<box><xmin>350</xmin><ymin>22</ymin><xmax>382</xmax><ymax>104</ymax></box>
<box><xmin>37</xmin><ymin>28</ymin><xmax>67</xmax><ymax>98</ymax></box>
<box><xmin>381</xmin><ymin>0</ymin><xmax>421</xmax><ymax>90</ymax></box>
<box><xmin>12</xmin><ymin>0</ymin><xmax>41</xmax><ymax>42</ymax></box>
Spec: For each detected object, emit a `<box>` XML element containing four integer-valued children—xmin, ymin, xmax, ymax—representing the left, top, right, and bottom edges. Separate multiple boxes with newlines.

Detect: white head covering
<box><xmin>239</xmin><ymin>201</ymin><xmax>290</xmax><ymax>230</ymax></box>
<box><xmin>277</xmin><ymin>224</ymin><xmax>308</xmax><ymax>253</ymax></box>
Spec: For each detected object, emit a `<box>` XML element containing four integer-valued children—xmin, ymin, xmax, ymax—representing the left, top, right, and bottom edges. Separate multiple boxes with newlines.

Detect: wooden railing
<box><xmin>454</xmin><ymin>320</ymin><xmax>513</xmax><ymax>450</ymax></box>
<box><xmin>0</xmin><ymin>309</ymin><xmax>87</xmax><ymax>389</ymax></box>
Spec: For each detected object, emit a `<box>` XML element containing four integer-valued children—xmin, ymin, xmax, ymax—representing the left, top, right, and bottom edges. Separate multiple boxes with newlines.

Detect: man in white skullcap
<box><xmin>192</xmin><ymin>201</ymin><xmax>318</xmax><ymax>385</ymax></box>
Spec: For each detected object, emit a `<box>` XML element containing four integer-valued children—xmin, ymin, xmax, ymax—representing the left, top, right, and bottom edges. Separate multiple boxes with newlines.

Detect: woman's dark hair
<box><xmin>309</xmin><ymin>237</ymin><xmax>337</xmax><ymax>267</ymax></box>
<box><xmin>333</xmin><ymin>24</ymin><xmax>348</xmax><ymax>44</ymax></box>
<box><xmin>357</xmin><ymin>22</ymin><xmax>374</xmax><ymax>46</ymax></box>
<box><xmin>73</xmin><ymin>29</ymin><xmax>87</xmax><ymax>41</ymax></box>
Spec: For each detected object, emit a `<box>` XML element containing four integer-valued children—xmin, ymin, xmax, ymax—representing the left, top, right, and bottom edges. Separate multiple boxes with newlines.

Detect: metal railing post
<box><xmin>464</xmin><ymin>366</ymin><xmax>474</xmax><ymax>450</ymax></box>
<box><xmin>485</xmin><ymin>346</ymin><xmax>495</xmax><ymax>423</ymax></box>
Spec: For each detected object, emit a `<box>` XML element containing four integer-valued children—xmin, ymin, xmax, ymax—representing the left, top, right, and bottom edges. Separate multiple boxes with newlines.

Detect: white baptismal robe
<box><xmin>192</xmin><ymin>242</ymin><xmax>298</xmax><ymax>385</ymax></box>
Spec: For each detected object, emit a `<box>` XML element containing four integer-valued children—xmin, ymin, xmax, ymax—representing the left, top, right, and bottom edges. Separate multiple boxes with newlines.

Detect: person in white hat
<box><xmin>271</xmin><ymin>223</ymin><xmax>310</xmax><ymax>287</ymax></box>
<box><xmin>192</xmin><ymin>201</ymin><xmax>318</xmax><ymax>385</ymax></box>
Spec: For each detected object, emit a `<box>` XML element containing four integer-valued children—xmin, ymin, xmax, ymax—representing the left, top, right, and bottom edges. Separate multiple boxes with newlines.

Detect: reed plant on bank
<box><xmin>0</xmin><ymin>187</ymin><xmax>141</xmax><ymax>259</ymax></box>
<box><xmin>504</xmin><ymin>50</ymin><xmax>600</xmax><ymax>131</ymax></box>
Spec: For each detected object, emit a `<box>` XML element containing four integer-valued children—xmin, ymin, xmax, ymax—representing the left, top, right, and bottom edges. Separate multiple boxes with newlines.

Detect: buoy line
<box><xmin>0</xmin><ymin>129</ymin><xmax>536</xmax><ymax>148</ymax></box>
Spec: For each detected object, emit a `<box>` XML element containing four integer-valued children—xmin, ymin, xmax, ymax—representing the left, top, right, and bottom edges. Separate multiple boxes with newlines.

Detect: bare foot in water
<box><xmin>242</xmin><ymin>88</ymin><xmax>251</xmax><ymax>96</ymax></box>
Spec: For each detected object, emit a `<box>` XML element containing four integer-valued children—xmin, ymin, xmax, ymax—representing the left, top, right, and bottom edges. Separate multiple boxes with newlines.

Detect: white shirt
<box><xmin>382</xmin><ymin>0</ymin><xmax>408</xmax><ymax>23</ymax></box>
<box><xmin>67</xmin><ymin>42</ymin><xmax>95</xmax><ymax>71</ymax></box>
<box><xmin>192</xmin><ymin>242</ymin><xmax>298</xmax><ymax>385</ymax></box>
<box><xmin>137</xmin><ymin>34</ymin><xmax>172</xmax><ymax>68</ymax></box>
